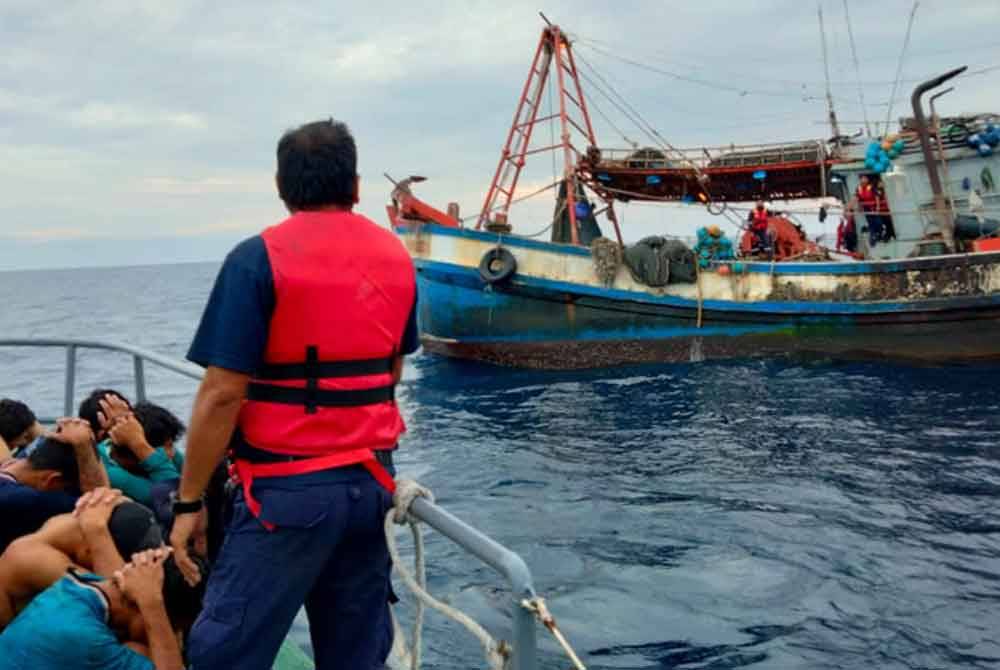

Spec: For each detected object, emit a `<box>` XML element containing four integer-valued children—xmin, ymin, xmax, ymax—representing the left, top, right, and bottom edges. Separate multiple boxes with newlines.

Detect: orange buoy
<box><xmin>717</xmin><ymin>264</ymin><xmax>732</xmax><ymax>276</ymax></box>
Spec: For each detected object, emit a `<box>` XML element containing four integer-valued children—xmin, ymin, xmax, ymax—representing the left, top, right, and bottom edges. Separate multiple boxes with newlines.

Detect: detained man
<box><xmin>0</xmin><ymin>547</ymin><xmax>192</xmax><ymax>670</ymax></box>
<box><xmin>0</xmin><ymin>487</ymin><xmax>164</xmax><ymax>629</ymax></box>
<box><xmin>0</xmin><ymin>418</ymin><xmax>109</xmax><ymax>552</ymax></box>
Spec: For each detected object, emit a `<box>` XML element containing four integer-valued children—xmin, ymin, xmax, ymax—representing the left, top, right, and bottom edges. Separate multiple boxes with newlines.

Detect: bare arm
<box><xmin>170</xmin><ymin>366</ymin><xmax>247</xmax><ymax>584</ymax></box>
<box><xmin>55</xmin><ymin>418</ymin><xmax>109</xmax><ymax>492</ymax></box>
<box><xmin>137</xmin><ymin>598</ymin><xmax>185</xmax><ymax>670</ymax></box>
<box><xmin>76</xmin><ymin>488</ymin><xmax>129</xmax><ymax>578</ymax></box>
<box><xmin>0</xmin><ymin>434</ymin><xmax>10</xmax><ymax>461</ymax></box>
<box><xmin>0</xmin><ymin>537</ymin><xmax>73</xmax><ymax>629</ymax></box>
<box><xmin>116</xmin><ymin>549</ymin><xmax>184</xmax><ymax>670</ymax></box>
<box><xmin>178</xmin><ymin>366</ymin><xmax>248</xmax><ymax>501</ymax></box>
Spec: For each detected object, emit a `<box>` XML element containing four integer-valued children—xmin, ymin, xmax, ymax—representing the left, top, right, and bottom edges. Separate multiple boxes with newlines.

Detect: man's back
<box><xmin>0</xmin><ymin>571</ymin><xmax>151</xmax><ymax>670</ymax></box>
<box><xmin>0</xmin><ymin>475</ymin><xmax>76</xmax><ymax>553</ymax></box>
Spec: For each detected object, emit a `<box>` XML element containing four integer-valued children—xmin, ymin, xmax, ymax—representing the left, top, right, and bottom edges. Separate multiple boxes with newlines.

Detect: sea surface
<box><xmin>1</xmin><ymin>262</ymin><xmax>999</xmax><ymax>670</ymax></box>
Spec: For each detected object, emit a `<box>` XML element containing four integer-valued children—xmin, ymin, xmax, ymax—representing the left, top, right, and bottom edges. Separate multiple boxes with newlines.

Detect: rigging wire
<box><xmin>884</xmin><ymin>1</ymin><xmax>920</xmax><ymax>135</ymax></box>
<box><xmin>842</xmin><ymin>0</ymin><xmax>873</xmax><ymax>136</ymax></box>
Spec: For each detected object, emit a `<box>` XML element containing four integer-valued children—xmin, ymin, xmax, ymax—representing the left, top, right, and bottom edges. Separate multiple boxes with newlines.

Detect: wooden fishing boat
<box><xmin>388</xmin><ymin>23</ymin><xmax>1000</xmax><ymax>369</ymax></box>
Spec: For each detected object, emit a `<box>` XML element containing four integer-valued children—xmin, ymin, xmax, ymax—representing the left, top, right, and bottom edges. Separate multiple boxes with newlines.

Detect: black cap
<box><xmin>108</xmin><ymin>501</ymin><xmax>163</xmax><ymax>561</ymax></box>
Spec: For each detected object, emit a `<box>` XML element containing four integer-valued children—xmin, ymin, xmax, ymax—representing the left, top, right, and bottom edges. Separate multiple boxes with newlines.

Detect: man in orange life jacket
<box><xmin>748</xmin><ymin>200</ymin><xmax>769</xmax><ymax>251</ymax></box>
<box><xmin>169</xmin><ymin>119</ymin><xmax>419</xmax><ymax>670</ymax></box>
<box><xmin>856</xmin><ymin>174</ymin><xmax>882</xmax><ymax>246</ymax></box>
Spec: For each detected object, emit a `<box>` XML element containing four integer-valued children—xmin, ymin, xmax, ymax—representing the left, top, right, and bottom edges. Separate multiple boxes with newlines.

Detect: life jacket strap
<box><xmin>233</xmin><ymin>448</ymin><xmax>397</xmax><ymax>532</ymax></box>
<box><xmin>256</xmin><ymin>355</ymin><xmax>395</xmax><ymax>381</ymax></box>
<box><xmin>246</xmin><ymin>382</ymin><xmax>395</xmax><ymax>408</ymax></box>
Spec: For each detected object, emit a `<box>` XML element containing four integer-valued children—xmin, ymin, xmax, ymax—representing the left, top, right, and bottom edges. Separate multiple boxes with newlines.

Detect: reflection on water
<box><xmin>2</xmin><ymin>264</ymin><xmax>999</xmax><ymax>669</ymax></box>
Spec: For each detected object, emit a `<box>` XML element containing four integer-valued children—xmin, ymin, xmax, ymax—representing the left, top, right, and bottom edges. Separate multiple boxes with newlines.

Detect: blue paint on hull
<box><xmin>401</xmin><ymin>225</ymin><xmax>1000</xmax><ymax>367</ymax></box>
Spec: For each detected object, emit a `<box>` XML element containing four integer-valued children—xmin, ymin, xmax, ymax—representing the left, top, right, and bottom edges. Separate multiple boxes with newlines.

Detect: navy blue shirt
<box><xmin>0</xmin><ymin>474</ymin><xmax>77</xmax><ymax>553</ymax></box>
<box><xmin>188</xmin><ymin>235</ymin><xmax>419</xmax><ymax>373</ymax></box>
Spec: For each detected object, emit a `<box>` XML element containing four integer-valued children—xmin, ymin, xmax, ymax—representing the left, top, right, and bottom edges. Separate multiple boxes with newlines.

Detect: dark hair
<box><xmin>78</xmin><ymin>389</ymin><xmax>131</xmax><ymax>436</ymax></box>
<box><xmin>132</xmin><ymin>402</ymin><xmax>185</xmax><ymax>448</ymax></box>
<box><xmin>0</xmin><ymin>399</ymin><xmax>36</xmax><ymax>443</ymax></box>
<box><xmin>162</xmin><ymin>554</ymin><xmax>209</xmax><ymax>630</ymax></box>
<box><xmin>27</xmin><ymin>436</ymin><xmax>80</xmax><ymax>486</ymax></box>
<box><xmin>276</xmin><ymin>119</ymin><xmax>358</xmax><ymax>210</ymax></box>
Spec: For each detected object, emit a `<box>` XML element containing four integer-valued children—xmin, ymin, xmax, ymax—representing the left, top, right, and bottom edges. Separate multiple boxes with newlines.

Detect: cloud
<box><xmin>68</xmin><ymin>102</ymin><xmax>207</xmax><ymax>131</ymax></box>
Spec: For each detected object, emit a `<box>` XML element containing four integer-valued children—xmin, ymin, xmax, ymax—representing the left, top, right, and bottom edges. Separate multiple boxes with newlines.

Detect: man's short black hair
<box><xmin>276</xmin><ymin>119</ymin><xmax>358</xmax><ymax>210</ymax></box>
<box><xmin>26</xmin><ymin>436</ymin><xmax>80</xmax><ymax>486</ymax></box>
<box><xmin>0</xmin><ymin>399</ymin><xmax>36</xmax><ymax>443</ymax></box>
<box><xmin>78</xmin><ymin>388</ymin><xmax>130</xmax><ymax>436</ymax></box>
<box><xmin>133</xmin><ymin>402</ymin><xmax>185</xmax><ymax>448</ymax></box>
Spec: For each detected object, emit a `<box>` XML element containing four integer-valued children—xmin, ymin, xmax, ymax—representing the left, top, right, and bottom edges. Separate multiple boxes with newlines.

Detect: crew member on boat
<box><xmin>749</xmin><ymin>200</ymin><xmax>770</xmax><ymax>251</ymax></box>
<box><xmin>170</xmin><ymin>119</ymin><xmax>419</xmax><ymax>670</ymax></box>
<box><xmin>856</xmin><ymin>174</ymin><xmax>881</xmax><ymax>245</ymax></box>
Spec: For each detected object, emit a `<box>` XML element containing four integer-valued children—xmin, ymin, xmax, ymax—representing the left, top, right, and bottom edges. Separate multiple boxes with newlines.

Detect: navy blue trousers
<box><xmin>186</xmin><ymin>466</ymin><xmax>394</xmax><ymax>670</ymax></box>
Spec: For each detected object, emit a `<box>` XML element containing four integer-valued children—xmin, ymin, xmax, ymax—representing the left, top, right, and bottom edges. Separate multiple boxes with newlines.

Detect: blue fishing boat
<box><xmin>388</xmin><ymin>23</ymin><xmax>1000</xmax><ymax>369</ymax></box>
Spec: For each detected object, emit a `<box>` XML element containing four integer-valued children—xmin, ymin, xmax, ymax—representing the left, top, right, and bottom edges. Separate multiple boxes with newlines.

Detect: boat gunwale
<box><xmin>396</xmin><ymin>223</ymin><xmax>1000</xmax><ymax>276</ymax></box>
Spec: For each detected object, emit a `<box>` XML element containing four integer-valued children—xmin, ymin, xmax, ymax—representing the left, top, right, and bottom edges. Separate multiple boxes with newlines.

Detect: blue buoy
<box><xmin>752</xmin><ymin>170</ymin><xmax>767</xmax><ymax>180</ymax></box>
<box><xmin>596</xmin><ymin>173</ymin><xmax>612</xmax><ymax>182</ymax></box>
<box><xmin>978</xmin><ymin>144</ymin><xmax>994</xmax><ymax>157</ymax></box>
<box><xmin>646</xmin><ymin>175</ymin><xmax>662</xmax><ymax>185</ymax></box>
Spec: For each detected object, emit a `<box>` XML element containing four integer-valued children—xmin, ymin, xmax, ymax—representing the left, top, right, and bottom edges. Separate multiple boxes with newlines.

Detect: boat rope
<box><xmin>884</xmin><ymin>1</ymin><xmax>919</xmax><ymax>135</ymax></box>
<box><xmin>520</xmin><ymin>597</ymin><xmax>587</xmax><ymax>670</ymax></box>
<box><xmin>842</xmin><ymin>0</ymin><xmax>873</xmax><ymax>137</ymax></box>
<box><xmin>384</xmin><ymin>479</ymin><xmax>510</xmax><ymax>670</ymax></box>
<box><xmin>385</xmin><ymin>479</ymin><xmax>589</xmax><ymax>670</ymax></box>
<box><xmin>460</xmin><ymin>181</ymin><xmax>561</xmax><ymax>225</ymax></box>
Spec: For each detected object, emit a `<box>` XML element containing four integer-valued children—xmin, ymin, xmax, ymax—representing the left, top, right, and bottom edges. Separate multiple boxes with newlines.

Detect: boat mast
<box><xmin>477</xmin><ymin>19</ymin><xmax>601</xmax><ymax>245</ymax></box>
<box><xmin>817</xmin><ymin>4</ymin><xmax>842</xmax><ymax>143</ymax></box>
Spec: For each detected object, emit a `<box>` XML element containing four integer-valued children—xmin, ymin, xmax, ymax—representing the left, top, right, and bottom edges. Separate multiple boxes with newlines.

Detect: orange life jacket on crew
<box><xmin>234</xmin><ymin>210</ymin><xmax>416</xmax><ymax>525</ymax></box>
<box><xmin>751</xmin><ymin>207</ymin><xmax>769</xmax><ymax>232</ymax></box>
<box><xmin>856</xmin><ymin>183</ymin><xmax>876</xmax><ymax>207</ymax></box>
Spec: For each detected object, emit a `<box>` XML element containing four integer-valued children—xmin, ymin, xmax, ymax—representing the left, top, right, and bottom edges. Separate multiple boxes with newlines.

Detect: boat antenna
<box><xmin>841</xmin><ymin>0</ymin><xmax>872</xmax><ymax>137</ymax></box>
<box><xmin>885</xmin><ymin>1</ymin><xmax>919</xmax><ymax>135</ymax></box>
<box><xmin>818</xmin><ymin>3</ymin><xmax>842</xmax><ymax>143</ymax></box>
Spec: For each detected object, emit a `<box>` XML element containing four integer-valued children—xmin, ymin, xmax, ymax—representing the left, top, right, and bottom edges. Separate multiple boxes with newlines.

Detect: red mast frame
<box><xmin>477</xmin><ymin>25</ymin><xmax>615</xmax><ymax>245</ymax></box>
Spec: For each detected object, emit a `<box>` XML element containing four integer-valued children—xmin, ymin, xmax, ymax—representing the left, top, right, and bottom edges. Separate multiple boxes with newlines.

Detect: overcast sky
<box><xmin>1</xmin><ymin>0</ymin><xmax>997</xmax><ymax>269</ymax></box>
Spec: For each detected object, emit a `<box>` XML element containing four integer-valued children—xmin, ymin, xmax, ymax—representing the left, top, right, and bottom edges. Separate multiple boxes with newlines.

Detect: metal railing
<box><xmin>0</xmin><ymin>337</ymin><xmax>540</xmax><ymax>669</ymax></box>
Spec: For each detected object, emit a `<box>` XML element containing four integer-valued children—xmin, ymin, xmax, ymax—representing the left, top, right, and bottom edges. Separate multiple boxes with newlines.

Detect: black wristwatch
<box><xmin>170</xmin><ymin>491</ymin><xmax>204</xmax><ymax>516</ymax></box>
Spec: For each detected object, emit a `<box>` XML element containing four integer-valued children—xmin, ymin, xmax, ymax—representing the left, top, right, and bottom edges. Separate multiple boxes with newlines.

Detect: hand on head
<box><xmin>114</xmin><ymin>547</ymin><xmax>172</xmax><ymax>608</ymax></box>
<box><xmin>74</xmin><ymin>486</ymin><xmax>125</xmax><ymax>533</ymax></box>
<box><xmin>98</xmin><ymin>395</ymin><xmax>132</xmax><ymax>437</ymax></box>
<box><xmin>52</xmin><ymin>417</ymin><xmax>95</xmax><ymax>448</ymax></box>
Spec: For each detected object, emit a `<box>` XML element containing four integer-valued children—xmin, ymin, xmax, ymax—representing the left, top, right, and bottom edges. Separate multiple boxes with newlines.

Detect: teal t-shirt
<box><xmin>0</xmin><ymin>571</ymin><xmax>153</xmax><ymax>670</ymax></box>
<box><xmin>97</xmin><ymin>440</ymin><xmax>183</xmax><ymax>506</ymax></box>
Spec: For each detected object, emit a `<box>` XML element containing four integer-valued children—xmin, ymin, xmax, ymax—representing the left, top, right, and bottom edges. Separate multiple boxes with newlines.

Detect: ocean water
<box><xmin>1</xmin><ymin>263</ymin><xmax>999</xmax><ymax>669</ymax></box>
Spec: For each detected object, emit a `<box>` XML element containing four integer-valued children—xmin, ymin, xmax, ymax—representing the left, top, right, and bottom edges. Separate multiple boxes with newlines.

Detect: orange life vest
<box><xmin>234</xmin><ymin>210</ymin><xmax>416</xmax><ymax>524</ymax></box>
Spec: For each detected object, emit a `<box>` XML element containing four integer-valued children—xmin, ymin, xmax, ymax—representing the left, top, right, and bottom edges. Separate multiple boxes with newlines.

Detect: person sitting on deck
<box><xmin>0</xmin><ymin>488</ymin><xmax>164</xmax><ymax>630</ymax></box>
<box><xmin>748</xmin><ymin>200</ymin><xmax>770</xmax><ymax>252</ymax></box>
<box><xmin>97</xmin><ymin>397</ymin><xmax>182</xmax><ymax>507</ymax></box>
<box><xmin>0</xmin><ymin>399</ymin><xmax>44</xmax><ymax>460</ymax></box>
<box><xmin>0</xmin><ymin>546</ymin><xmax>202</xmax><ymax>670</ymax></box>
<box><xmin>856</xmin><ymin>174</ymin><xmax>881</xmax><ymax>246</ymax></box>
<box><xmin>0</xmin><ymin>419</ymin><xmax>109</xmax><ymax>553</ymax></box>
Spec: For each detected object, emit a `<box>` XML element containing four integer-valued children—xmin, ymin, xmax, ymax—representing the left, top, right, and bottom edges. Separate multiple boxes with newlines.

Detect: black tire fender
<box><xmin>478</xmin><ymin>247</ymin><xmax>517</xmax><ymax>285</ymax></box>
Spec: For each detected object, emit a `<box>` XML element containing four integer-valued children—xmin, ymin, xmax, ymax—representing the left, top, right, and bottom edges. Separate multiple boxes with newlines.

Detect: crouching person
<box><xmin>0</xmin><ymin>488</ymin><xmax>164</xmax><ymax>629</ymax></box>
<box><xmin>0</xmin><ymin>547</ymin><xmax>190</xmax><ymax>670</ymax></box>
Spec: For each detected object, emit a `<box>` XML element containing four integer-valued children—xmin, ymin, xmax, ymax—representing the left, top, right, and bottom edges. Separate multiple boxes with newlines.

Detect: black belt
<box><xmin>236</xmin><ymin>443</ymin><xmax>396</xmax><ymax>468</ymax></box>
<box><xmin>256</xmin><ymin>356</ymin><xmax>394</xmax><ymax>381</ymax></box>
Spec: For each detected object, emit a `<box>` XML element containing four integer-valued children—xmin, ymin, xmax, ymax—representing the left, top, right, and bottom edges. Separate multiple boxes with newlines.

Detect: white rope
<box><xmin>385</xmin><ymin>479</ymin><xmax>509</xmax><ymax>670</ymax></box>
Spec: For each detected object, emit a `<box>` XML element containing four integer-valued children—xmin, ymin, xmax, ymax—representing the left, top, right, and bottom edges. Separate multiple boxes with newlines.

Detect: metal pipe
<box><xmin>64</xmin><ymin>345</ymin><xmax>77</xmax><ymax>418</ymax></box>
<box><xmin>133</xmin><ymin>356</ymin><xmax>147</xmax><ymax>403</ymax></box>
<box><xmin>910</xmin><ymin>66</ymin><xmax>966</xmax><ymax>247</ymax></box>
<box><xmin>930</xmin><ymin>87</ymin><xmax>956</xmax><ymax>215</ymax></box>
<box><xmin>409</xmin><ymin>496</ymin><xmax>538</xmax><ymax>670</ymax></box>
